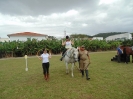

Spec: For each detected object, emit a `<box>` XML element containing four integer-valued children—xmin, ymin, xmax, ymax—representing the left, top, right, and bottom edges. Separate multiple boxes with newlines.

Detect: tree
<box><xmin>48</xmin><ymin>36</ymin><xmax>57</xmax><ymax>40</ymax></box>
<box><xmin>70</xmin><ymin>34</ymin><xmax>90</xmax><ymax>38</ymax></box>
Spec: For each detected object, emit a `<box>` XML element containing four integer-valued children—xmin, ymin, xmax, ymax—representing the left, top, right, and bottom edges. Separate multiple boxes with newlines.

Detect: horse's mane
<box><xmin>71</xmin><ymin>47</ymin><xmax>76</xmax><ymax>50</ymax></box>
<box><xmin>67</xmin><ymin>47</ymin><xmax>77</xmax><ymax>55</ymax></box>
<box><xmin>68</xmin><ymin>47</ymin><xmax>75</xmax><ymax>51</ymax></box>
<box><xmin>67</xmin><ymin>47</ymin><xmax>73</xmax><ymax>53</ymax></box>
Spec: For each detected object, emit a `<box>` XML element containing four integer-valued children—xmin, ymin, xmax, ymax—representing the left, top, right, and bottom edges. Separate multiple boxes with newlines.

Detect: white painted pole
<box><xmin>25</xmin><ymin>55</ymin><xmax>28</xmax><ymax>71</ymax></box>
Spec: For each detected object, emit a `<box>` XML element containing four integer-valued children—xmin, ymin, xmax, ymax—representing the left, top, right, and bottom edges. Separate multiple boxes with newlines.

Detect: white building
<box><xmin>92</xmin><ymin>37</ymin><xmax>103</xmax><ymax>40</ymax></box>
<box><xmin>105</xmin><ymin>33</ymin><xmax>132</xmax><ymax>41</ymax></box>
<box><xmin>7</xmin><ymin>32</ymin><xmax>48</xmax><ymax>41</ymax></box>
<box><xmin>0</xmin><ymin>38</ymin><xmax>9</xmax><ymax>42</ymax></box>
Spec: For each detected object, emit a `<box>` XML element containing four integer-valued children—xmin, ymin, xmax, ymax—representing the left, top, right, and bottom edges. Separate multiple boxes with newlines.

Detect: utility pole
<box><xmin>64</xmin><ymin>30</ymin><xmax>66</xmax><ymax>38</ymax></box>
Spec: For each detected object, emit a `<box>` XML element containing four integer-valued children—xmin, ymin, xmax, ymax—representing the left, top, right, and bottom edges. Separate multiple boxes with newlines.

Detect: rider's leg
<box><xmin>60</xmin><ymin>48</ymin><xmax>67</xmax><ymax>61</ymax></box>
<box><xmin>62</xmin><ymin>49</ymin><xmax>67</xmax><ymax>56</ymax></box>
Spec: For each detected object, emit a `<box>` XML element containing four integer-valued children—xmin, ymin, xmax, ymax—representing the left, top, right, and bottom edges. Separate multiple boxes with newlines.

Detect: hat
<box><xmin>81</xmin><ymin>45</ymin><xmax>85</xmax><ymax>47</ymax></box>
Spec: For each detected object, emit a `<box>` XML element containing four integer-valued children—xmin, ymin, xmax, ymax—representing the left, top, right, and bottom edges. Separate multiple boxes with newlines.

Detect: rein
<box><xmin>66</xmin><ymin>48</ymin><xmax>78</xmax><ymax>60</ymax></box>
<box><xmin>66</xmin><ymin>48</ymin><xmax>73</xmax><ymax>58</ymax></box>
<box><xmin>65</xmin><ymin>48</ymin><xmax>79</xmax><ymax>70</ymax></box>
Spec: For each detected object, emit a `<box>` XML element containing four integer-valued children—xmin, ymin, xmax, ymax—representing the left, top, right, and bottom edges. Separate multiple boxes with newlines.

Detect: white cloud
<box><xmin>99</xmin><ymin>0</ymin><xmax>116</xmax><ymax>5</ymax></box>
<box><xmin>82</xmin><ymin>23</ymin><xmax>88</xmax><ymax>27</ymax></box>
<box><xmin>64</xmin><ymin>10</ymin><xmax>79</xmax><ymax>16</ymax></box>
<box><xmin>0</xmin><ymin>14</ymin><xmax>34</xmax><ymax>26</ymax></box>
<box><xmin>0</xmin><ymin>0</ymin><xmax>133</xmax><ymax>38</ymax></box>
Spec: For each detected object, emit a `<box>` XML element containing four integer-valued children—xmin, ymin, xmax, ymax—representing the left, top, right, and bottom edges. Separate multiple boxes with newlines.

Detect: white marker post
<box><xmin>25</xmin><ymin>55</ymin><xmax>28</xmax><ymax>71</ymax></box>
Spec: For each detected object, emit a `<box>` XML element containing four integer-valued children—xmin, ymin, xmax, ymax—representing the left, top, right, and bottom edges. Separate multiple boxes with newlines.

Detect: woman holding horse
<box><xmin>79</xmin><ymin>45</ymin><xmax>90</xmax><ymax>80</ymax></box>
<box><xmin>60</xmin><ymin>35</ymin><xmax>74</xmax><ymax>61</ymax></box>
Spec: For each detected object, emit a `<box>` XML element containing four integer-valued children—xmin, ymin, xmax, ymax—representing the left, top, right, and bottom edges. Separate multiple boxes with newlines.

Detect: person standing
<box><xmin>116</xmin><ymin>45</ymin><xmax>123</xmax><ymax>63</ymax></box>
<box><xmin>37</xmin><ymin>49</ymin><xmax>51</xmax><ymax>80</ymax></box>
<box><xmin>79</xmin><ymin>45</ymin><xmax>91</xmax><ymax>80</ymax></box>
<box><xmin>60</xmin><ymin>35</ymin><xmax>74</xmax><ymax>61</ymax></box>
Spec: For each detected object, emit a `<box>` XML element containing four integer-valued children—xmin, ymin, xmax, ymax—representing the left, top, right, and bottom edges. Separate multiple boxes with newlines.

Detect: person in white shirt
<box><xmin>60</xmin><ymin>36</ymin><xmax>74</xmax><ymax>61</ymax></box>
<box><xmin>37</xmin><ymin>49</ymin><xmax>51</xmax><ymax>80</ymax></box>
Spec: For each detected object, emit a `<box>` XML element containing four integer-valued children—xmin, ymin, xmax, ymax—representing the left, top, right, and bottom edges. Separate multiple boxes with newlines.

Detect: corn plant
<box><xmin>0</xmin><ymin>39</ymin><xmax>132</xmax><ymax>58</ymax></box>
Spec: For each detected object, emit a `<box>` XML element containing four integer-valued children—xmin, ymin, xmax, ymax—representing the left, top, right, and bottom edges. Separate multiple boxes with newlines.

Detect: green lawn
<box><xmin>0</xmin><ymin>51</ymin><xmax>133</xmax><ymax>99</ymax></box>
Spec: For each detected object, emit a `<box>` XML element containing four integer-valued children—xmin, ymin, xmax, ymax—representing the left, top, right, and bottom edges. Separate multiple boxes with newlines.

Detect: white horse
<box><xmin>63</xmin><ymin>47</ymin><xmax>79</xmax><ymax>77</ymax></box>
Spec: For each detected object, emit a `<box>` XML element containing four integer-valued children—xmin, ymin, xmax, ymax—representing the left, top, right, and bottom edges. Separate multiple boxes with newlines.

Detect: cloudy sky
<box><xmin>0</xmin><ymin>0</ymin><xmax>133</xmax><ymax>38</ymax></box>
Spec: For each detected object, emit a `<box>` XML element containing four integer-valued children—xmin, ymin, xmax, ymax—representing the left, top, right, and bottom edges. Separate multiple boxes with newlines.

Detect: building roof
<box><xmin>7</xmin><ymin>32</ymin><xmax>47</xmax><ymax>37</ymax></box>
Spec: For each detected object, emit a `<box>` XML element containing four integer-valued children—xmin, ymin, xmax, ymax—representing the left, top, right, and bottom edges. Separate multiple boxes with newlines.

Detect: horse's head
<box><xmin>72</xmin><ymin>48</ymin><xmax>79</xmax><ymax>62</ymax></box>
<box><xmin>65</xmin><ymin>47</ymin><xmax>79</xmax><ymax>62</ymax></box>
<box><xmin>120</xmin><ymin>45</ymin><xmax>125</xmax><ymax>50</ymax></box>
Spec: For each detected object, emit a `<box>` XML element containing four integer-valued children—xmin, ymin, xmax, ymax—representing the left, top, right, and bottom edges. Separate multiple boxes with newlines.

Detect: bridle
<box><xmin>66</xmin><ymin>48</ymin><xmax>78</xmax><ymax>61</ymax></box>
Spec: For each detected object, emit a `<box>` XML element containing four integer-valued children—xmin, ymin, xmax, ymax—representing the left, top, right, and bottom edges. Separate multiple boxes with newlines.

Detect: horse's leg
<box><xmin>125</xmin><ymin>55</ymin><xmax>129</xmax><ymax>64</ymax></box>
<box><xmin>65</xmin><ymin>62</ymin><xmax>69</xmax><ymax>74</ymax></box>
<box><xmin>124</xmin><ymin>54</ymin><xmax>128</xmax><ymax>64</ymax></box>
<box><xmin>71</xmin><ymin>63</ymin><xmax>74</xmax><ymax>77</ymax></box>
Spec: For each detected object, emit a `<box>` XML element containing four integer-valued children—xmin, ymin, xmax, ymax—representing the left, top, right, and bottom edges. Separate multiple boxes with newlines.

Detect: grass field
<box><xmin>0</xmin><ymin>51</ymin><xmax>133</xmax><ymax>99</ymax></box>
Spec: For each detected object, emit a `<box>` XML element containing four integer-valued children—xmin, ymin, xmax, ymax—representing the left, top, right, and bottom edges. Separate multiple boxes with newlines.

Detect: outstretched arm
<box><xmin>36</xmin><ymin>55</ymin><xmax>42</xmax><ymax>60</ymax></box>
<box><xmin>48</xmin><ymin>51</ymin><xmax>52</xmax><ymax>58</ymax></box>
<box><xmin>70</xmin><ymin>40</ymin><xmax>74</xmax><ymax>45</ymax></box>
<box><xmin>62</xmin><ymin>40</ymin><xmax>66</xmax><ymax>46</ymax></box>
